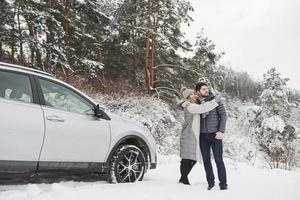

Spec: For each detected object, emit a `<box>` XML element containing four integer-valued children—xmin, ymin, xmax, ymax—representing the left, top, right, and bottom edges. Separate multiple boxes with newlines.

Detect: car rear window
<box><xmin>0</xmin><ymin>70</ymin><xmax>33</xmax><ymax>104</ymax></box>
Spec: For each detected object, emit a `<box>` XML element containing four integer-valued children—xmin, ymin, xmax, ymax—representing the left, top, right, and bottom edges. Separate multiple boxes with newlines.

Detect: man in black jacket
<box><xmin>196</xmin><ymin>82</ymin><xmax>228</xmax><ymax>190</ymax></box>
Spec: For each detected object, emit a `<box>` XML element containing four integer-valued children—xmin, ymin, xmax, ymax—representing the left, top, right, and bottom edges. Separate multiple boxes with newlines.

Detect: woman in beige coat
<box><xmin>179</xmin><ymin>88</ymin><xmax>219</xmax><ymax>185</ymax></box>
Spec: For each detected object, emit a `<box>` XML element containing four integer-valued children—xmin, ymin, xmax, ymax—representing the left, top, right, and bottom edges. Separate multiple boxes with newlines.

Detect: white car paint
<box><xmin>0</xmin><ymin>98</ymin><xmax>44</xmax><ymax>162</ymax></box>
<box><xmin>0</xmin><ymin>62</ymin><xmax>157</xmax><ymax>173</ymax></box>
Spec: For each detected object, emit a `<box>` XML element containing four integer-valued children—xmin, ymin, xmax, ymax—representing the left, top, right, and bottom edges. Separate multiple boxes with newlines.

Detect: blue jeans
<box><xmin>200</xmin><ymin>132</ymin><xmax>227</xmax><ymax>187</ymax></box>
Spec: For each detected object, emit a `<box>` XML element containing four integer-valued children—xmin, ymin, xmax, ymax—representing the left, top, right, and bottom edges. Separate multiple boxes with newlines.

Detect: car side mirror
<box><xmin>94</xmin><ymin>104</ymin><xmax>111</xmax><ymax>120</ymax></box>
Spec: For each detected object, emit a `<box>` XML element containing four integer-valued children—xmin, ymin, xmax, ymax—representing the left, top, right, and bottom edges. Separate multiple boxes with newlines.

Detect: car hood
<box><xmin>106</xmin><ymin>112</ymin><xmax>151</xmax><ymax>137</ymax></box>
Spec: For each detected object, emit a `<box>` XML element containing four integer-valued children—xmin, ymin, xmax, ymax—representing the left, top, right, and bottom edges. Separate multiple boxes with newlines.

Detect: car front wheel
<box><xmin>108</xmin><ymin>144</ymin><xmax>146</xmax><ymax>183</ymax></box>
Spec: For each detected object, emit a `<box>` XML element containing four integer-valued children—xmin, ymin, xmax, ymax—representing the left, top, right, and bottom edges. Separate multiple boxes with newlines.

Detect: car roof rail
<box><xmin>0</xmin><ymin>62</ymin><xmax>54</xmax><ymax>77</ymax></box>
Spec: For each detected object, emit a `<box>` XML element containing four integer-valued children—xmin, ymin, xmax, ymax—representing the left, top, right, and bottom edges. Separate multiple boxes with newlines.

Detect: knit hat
<box><xmin>182</xmin><ymin>88</ymin><xmax>195</xmax><ymax>99</ymax></box>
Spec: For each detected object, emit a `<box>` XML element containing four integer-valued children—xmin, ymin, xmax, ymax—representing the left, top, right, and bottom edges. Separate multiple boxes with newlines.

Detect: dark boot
<box><xmin>179</xmin><ymin>159</ymin><xmax>196</xmax><ymax>185</ymax></box>
<box><xmin>179</xmin><ymin>159</ymin><xmax>190</xmax><ymax>185</ymax></box>
<box><xmin>207</xmin><ymin>183</ymin><xmax>215</xmax><ymax>190</ymax></box>
<box><xmin>220</xmin><ymin>185</ymin><xmax>228</xmax><ymax>190</ymax></box>
<box><xmin>179</xmin><ymin>176</ymin><xmax>190</xmax><ymax>185</ymax></box>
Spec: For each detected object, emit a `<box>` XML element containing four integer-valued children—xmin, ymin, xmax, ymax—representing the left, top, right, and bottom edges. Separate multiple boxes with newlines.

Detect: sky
<box><xmin>183</xmin><ymin>0</ymin><xmax>300</xmax><ymax>90</ymax></box>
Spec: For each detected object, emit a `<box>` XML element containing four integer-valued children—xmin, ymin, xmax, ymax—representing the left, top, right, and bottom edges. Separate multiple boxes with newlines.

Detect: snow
<box><xmin>81</xmin><ymin>59</ymin><xmax>104</xmax><ymax>70</ymax></box>
<box><xmin>77</xmin><ymin>0</ymin><xmax>86</xmax><ymax>4</ymax></box>
<box><xmin>6</xmin><ymin>0</ymin><xmax>14</xmax><ymax>5</ymax></box>
<box><xmin>4</xmin><ymin>24</ymin><xmax>12</xmax><ymax>30</ymax></box>
<box><xmin>261</xmin><ymin>115</ymin><xmax>285</xmax><ymax>133</ymax></box>
<box><xmin>0</xmin><ymin>155</ymin><xmax>299</xmax><ymax>200</ymax></box>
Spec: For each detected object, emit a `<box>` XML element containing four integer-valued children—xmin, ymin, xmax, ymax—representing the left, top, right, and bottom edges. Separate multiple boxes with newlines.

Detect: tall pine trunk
<box><xmin>17</xmin><ymin>4</ymin><xmax>24</xmax><ymax>64</ymax></box>
<box><xmin>0</xmin><ymin>41</ymin><xmax>3</xmax><ymax>61</ymax></box>
<box><xmin>10</xmin><ymin>2</ymin><xmax>17</xmax><ymax>62</ymax></box>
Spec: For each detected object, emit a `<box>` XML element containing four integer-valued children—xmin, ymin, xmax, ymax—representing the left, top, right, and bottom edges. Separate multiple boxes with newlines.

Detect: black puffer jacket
<box><xmin>198</xmin><ymin>93</ymin><xmax>227</xmax><ymax>134</ymax></box>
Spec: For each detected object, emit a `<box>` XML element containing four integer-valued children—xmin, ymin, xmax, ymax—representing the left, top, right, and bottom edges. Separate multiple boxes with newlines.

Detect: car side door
<box><xmin>0</xmin><ymin>69</ymin><xmax>44</xmax><ymax>174</ymax></box>
<box><xmin>36</xmin><ymin>77</ymin><xmax>111</xmax><ymax>172</ymax></box>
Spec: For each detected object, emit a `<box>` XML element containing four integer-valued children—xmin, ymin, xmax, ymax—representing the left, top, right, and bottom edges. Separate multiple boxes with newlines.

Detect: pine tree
<box><xmin>101</xmin><ymin>0</ymin><xmax>194</xmax><ymax>91</ymax></box>
<box><xmin>0</xmin><ymin>0</ymin><xmax>16</xmax><ymax>62</ymax></box>
<box><xmin>65</xmin><ymin>0</ymin><xmax>111</xmax><ymax>79</ymax></box>
<box><xmin>146</xmin><ymin>0</ymin><xmax>194</xmax><ymax>94</ymax></box>
<box><xmin>254</xmin><ymin>68</ymin><xmax>297</xmax><ymax>169</ymax></box>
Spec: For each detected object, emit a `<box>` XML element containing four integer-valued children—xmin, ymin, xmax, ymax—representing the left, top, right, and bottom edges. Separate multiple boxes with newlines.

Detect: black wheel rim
<box><xmin>117</xmin><ymin>150</ymin><xmax>144</xmax><ymax>183</ymax></box>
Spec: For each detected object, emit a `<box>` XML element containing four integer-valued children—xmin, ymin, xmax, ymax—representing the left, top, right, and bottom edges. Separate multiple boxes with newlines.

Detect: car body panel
<box><xmin>106</xmin><ymin>112</ymin><xmax>157</xmax><ymax>165</ymax></box>
<box><xmin>0</xmin><ymin>62</ymin><xmax>157</xmax><ymax>178</ymax></box>
<box><xmin>0</xmin><ymin>98</ymin><xmax>44</xmax><ymax>173</ymax></box>
<box><xmin>38</xmin><ymin>106</ymin><xmax>111</xmax><ymax>163</ymax></box>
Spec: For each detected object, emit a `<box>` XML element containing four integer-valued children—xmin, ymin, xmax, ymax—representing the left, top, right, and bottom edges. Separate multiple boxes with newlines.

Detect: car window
<box><xmin>38</xmin><ymin>78</ymin><xmax>95</xmax><ymax>116</ymax></box>
<box><xmin>0</xmin><ymin>70</ymin><xmax>33</xmax><ymax>104</ymax></box>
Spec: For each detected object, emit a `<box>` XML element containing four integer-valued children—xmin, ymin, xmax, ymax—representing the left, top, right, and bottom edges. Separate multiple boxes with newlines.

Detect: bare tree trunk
<box><xmin>27</xmin><ymin>22</ymin><xmax>35</xmax><ymax>64</ymax></box>
<box><xmin>36</xmin><ymin>47</ymin><xmax>42</xmax><ymax>68</ymax></box>
<box><xmin>10</xmin><ymin>3</ymin><xmax>17</xmax><ymax>62</ymax></box>
<box><xmin>63</xmin><ymin>0</ymin><xmax>70</xmax><ymax>45</ymax></box>
<box><xmin>144</xmin><ymin>0</ymin><xmax>152</xmax><ymax>94</ymax></box>
<box><xmin>150</xmin><ymin>32</ymin><xmax>155</xmax><ymax>88</ymax></box>
<box><xmin>26</xmin><ymin>18</ymin><xmax>42</xmax><ymax>68</ymax></box>
<box><xmin>45</xmin><ymin>1</ymin><xmax>52</xmax><ymax>70</ymax></box>
<box><xmin>17</xmin><ymin>4</ymin><xmax>24</xmax><ymax>64</ymax></box>
<box><xmin>131</xmin><ymin>22</ymin><xmax>138</xmax><ymax>85</ymax></box>
<box><xmin>0</xmin><ymin>41</ymin><xmax>3</xmax><ymax>61</ymax></box>
<box><xmin>236</xmin><ymin>75</ymin><xmax>240</xmax><ymax>99</ymax></box>
<box><xmin>144</xmin><ymin>33</ymin><xmax>151</xmax><ymax>93</ymax></box>
<box><xmin>144</xmin><ymin>0</ymin><xmax>160</xmax><ymax>94</ymax></box>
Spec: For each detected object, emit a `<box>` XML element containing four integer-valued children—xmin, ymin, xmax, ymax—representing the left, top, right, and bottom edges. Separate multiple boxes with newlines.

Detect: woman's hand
<box><xmin>214</xmin><ymin>94</ymin><xmax>222</xmax><ymax>103</ymax></box>
<box><xmin>215</xmin><ymin>131</ymin><xmax>224</xmax><ymax>140</ymax></box>
<box><xmin>182</xmin><ymin>101</ymin><xmax>190</xmax><ymax>108</ymax></box>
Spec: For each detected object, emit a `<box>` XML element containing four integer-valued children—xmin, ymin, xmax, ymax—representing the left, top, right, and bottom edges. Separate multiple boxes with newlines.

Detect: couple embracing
<box><xmin>178</xmin><ymin>82</ymin><xmax>228</xmax><ymax>190</ymax></box>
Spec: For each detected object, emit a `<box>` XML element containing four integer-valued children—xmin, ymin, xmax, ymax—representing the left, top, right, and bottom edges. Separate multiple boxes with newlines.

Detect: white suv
<box><xmin>0</xmin><ymin>62</ymin><xmax>157</xmax><ymax>183</ymax></box>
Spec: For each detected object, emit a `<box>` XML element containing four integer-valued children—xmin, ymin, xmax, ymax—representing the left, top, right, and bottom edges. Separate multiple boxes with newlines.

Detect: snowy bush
<box><xmin>90</xmin><ymin>88</ymin><xmax>299</xmax><ymax>169</ymax></box>
<box><xmin>93</xmin><ymin>92</ymin><xmax>262</xmax><ymax>165</ymax></box>
<box><xmin>256</xmin><ymin>116</ymin><xmax>297</xmax><ymax>169</ymax></box>
<box><xmin>94</xmin><ymin>93</ymin><xmax>182</xmax><ymax>154</ymax></box>
<box><xmin>290</xmin><ymin>107</ymin><xmax>300</xmax><ymax>167</ymax></box>
<box><xmin>222</xmin><ymin>98</ymin><xmax>261</xmax><ymax>165</ymax></box>
<box><xmin>252</xmin><ymin>68</ymin><xmax>298</xmax><ymax>169</ymax></box>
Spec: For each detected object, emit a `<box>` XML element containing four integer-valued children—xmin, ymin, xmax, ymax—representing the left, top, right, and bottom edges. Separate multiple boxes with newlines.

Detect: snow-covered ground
<box><xmin>0</xmin><ymin>155</ymin><xmax>299</xmax><ymax>200</ymax></box>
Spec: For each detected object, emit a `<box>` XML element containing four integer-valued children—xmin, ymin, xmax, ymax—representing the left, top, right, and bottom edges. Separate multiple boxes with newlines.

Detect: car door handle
<box><xmin>46</xmin><ymin>115</ymin><xmax>65</xmax><ymax>122</ymax></box>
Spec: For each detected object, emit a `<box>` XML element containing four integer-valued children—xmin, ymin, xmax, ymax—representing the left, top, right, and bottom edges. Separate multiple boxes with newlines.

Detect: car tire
<box><xmin>108</xmin><ymin>144</ymin><xmax>146</xmax><ymax>183</ymax></box>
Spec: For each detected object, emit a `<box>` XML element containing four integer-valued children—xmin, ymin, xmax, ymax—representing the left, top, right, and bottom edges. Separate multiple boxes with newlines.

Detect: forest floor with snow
<box><xmin>0</xmin><ymin>155</ymin><xmax>299</xmax><ymax>200</ymax></box>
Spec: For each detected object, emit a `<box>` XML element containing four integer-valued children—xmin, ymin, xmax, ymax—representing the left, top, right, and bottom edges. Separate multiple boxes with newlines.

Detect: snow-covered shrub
<box><xmin>222</xmin><ymin>98</ymin><xmax>261</xmax><ymax>165</ymax></box>
<box><xmin>252</xmin><ymin>68</ymin><xmax>298</xmax><ymax>169</ymax></box>
<box><xmin>88</xmin><ymin>87</ymin><xmax>299</xmax><ymax>169</ymax></box>
<box><xmin>94</xmin><ymin>93</ymin><xmax>182</xmax><ymax>154</ymax></box>
<box><xmin>256</xmin><ymin>116</ymin><xmax>297</xmax><ymax>169</ymax></box>
<box><xmin>290</xmin><ymin>107</ymin><xmax>300</xmax><ymax>167</ymax></box>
